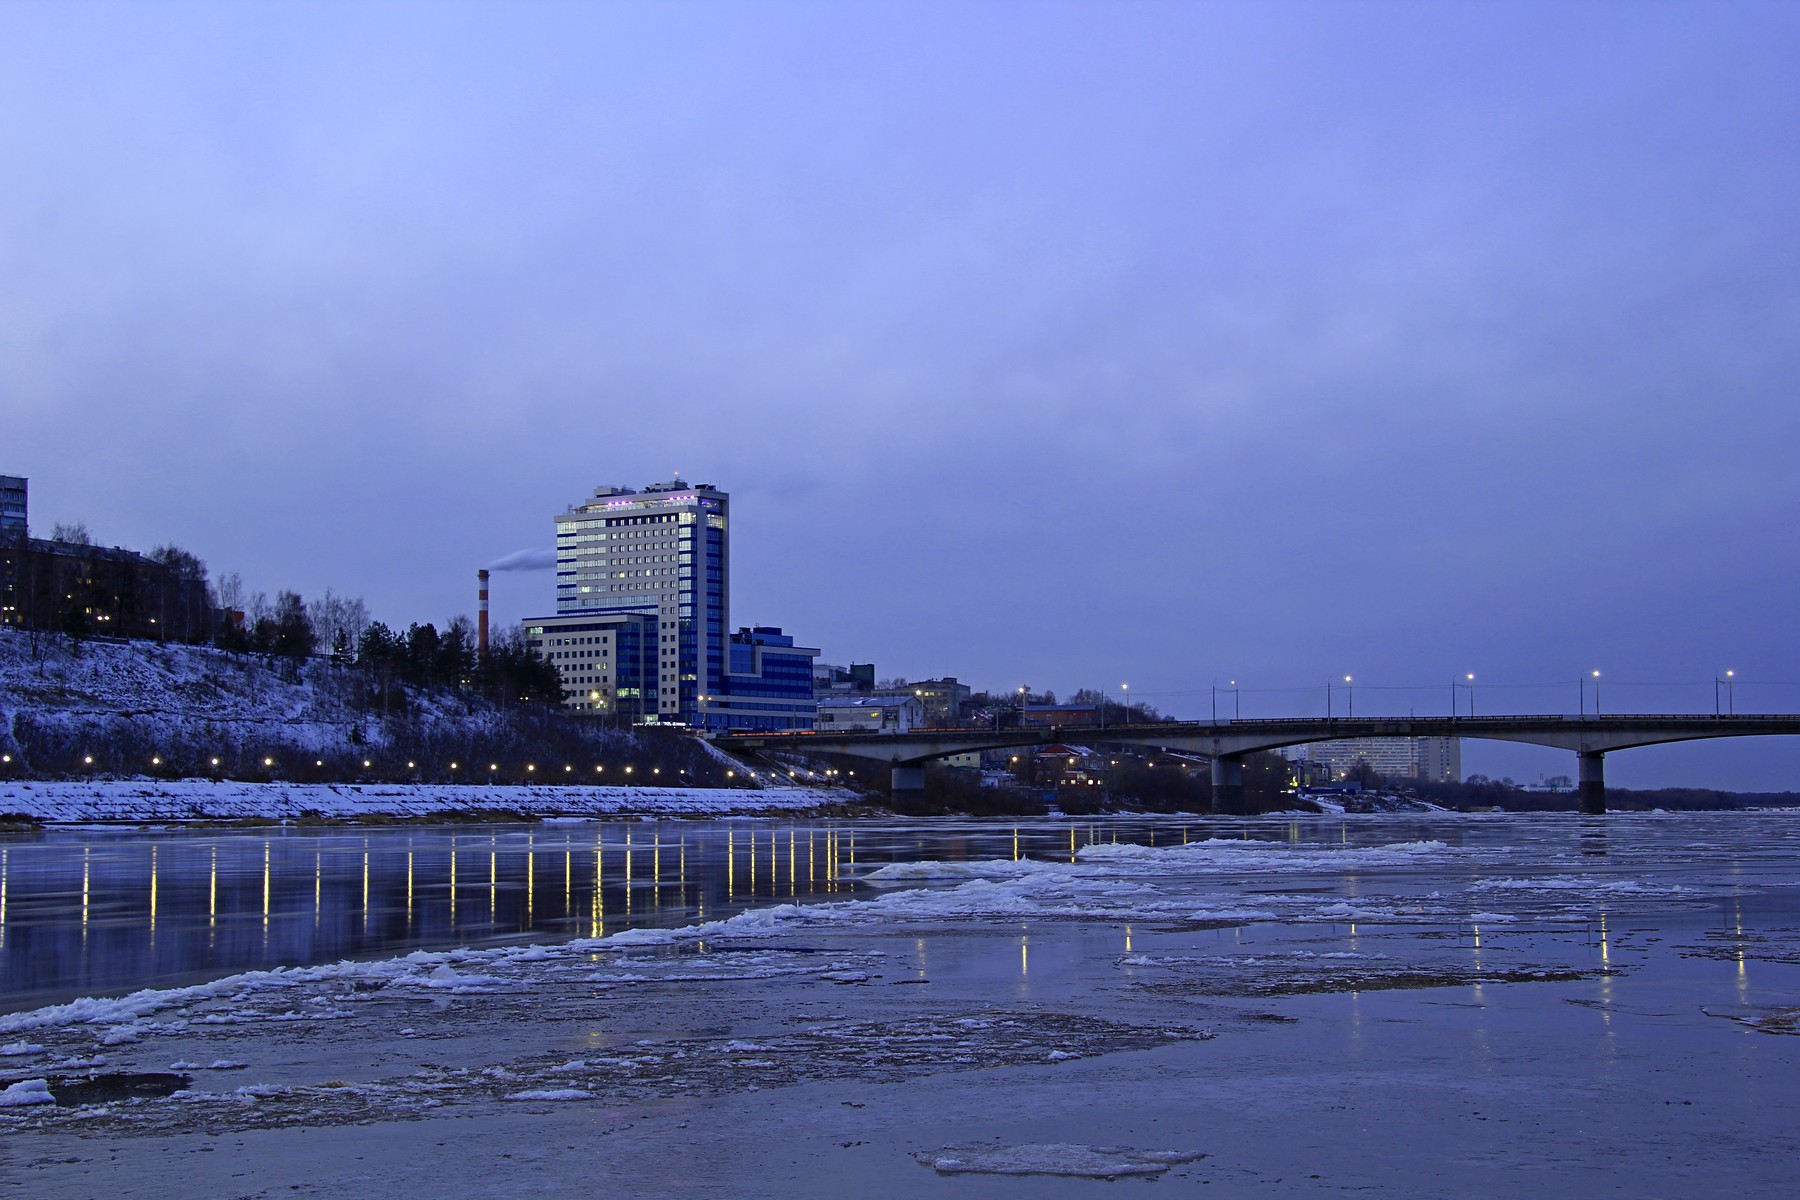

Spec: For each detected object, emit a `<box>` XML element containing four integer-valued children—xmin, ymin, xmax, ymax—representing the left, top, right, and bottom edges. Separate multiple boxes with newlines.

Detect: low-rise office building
<box><xmin>815</xmin><ymin>694</ymin><xmax>923</xmax><ymax>733</ymax></box>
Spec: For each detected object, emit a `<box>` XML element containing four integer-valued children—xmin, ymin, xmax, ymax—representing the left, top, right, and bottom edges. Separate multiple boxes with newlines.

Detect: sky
<box><xmin>4</xmin><ymin>1</ymin><xmax>1798</xmax><ymax>788</ymax></box>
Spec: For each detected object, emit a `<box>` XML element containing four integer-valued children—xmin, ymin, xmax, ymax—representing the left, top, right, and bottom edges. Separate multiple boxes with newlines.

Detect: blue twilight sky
<box><xmin>4</xmin><ymin>1</ymin><xmax>1798</xmax><ymax>787</ymax></box>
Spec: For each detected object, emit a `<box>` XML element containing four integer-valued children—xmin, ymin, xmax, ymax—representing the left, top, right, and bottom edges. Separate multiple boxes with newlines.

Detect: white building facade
<box><xmin>1284</xmin><ymin>736</ymin><xmax>1462</xmax><ymax>784</ymax></box>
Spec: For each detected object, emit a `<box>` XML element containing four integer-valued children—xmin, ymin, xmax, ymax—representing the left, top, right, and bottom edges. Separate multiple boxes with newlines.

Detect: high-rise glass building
<box><xmin>523</xmin><ymin>480</ymin><xmax>816</xmax><ymax>729</ymax></box>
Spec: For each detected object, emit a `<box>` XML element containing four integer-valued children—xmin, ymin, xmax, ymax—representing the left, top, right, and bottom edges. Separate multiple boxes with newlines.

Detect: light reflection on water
<box><xmin>5</xmin><ymin>811</ymin><xmax>1797</xmax><ymax>1015</ymax></box>
<box><xmin>1</xmin><ymin>816</ymin><xmax>1260</xmax><ymax>1012</ymax></box>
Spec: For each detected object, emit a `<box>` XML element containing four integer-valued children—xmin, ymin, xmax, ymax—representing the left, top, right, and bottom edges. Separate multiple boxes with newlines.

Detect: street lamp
<box><xmin>1345</xmin><ymin>676</ymin><xmax>1354</xmax><ymax>719</ymax></box>
<box><xmin>1209</xmin><ymin>679</ymin><xmax>1240</xmax><ymax>722</ymax></box>
<box><xmin>1716</xmin><ymin>669</ymin><xmax>1736</xmax><ymax>716</ymax></box>
<box><xmin>1466</xmin><ymin>673</ymin><xmax>1475</xmax><ymax>718</ymax></box>
<box><xmin>1121</xmin><ymin>682</ymin><xmax>1129</xmax><ymax>725</ymax></box>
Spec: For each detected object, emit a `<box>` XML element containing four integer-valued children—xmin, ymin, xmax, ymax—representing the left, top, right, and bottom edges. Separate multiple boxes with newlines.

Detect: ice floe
<box><xmin>915</xmin><ymin>1142</ymin><xmax>1205</xmax><ymax>1178</ymax></box>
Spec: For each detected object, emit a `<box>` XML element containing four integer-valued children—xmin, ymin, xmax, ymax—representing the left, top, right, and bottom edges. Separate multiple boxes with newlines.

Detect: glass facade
<box><xmin>530</xmin><ymin>482</ymin><xmax>816</xmax><ymax>730</ymax></box>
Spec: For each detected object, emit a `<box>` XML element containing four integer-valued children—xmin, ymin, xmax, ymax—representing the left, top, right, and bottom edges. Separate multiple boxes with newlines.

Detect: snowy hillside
<box><xmin>0</xmin><ymin>629</ymin><xmax>727</xmax><ymax>787</ymax></box>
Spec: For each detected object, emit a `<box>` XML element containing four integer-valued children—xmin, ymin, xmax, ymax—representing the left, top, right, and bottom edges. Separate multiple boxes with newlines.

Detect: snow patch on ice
<box><xmin>0</xmin><ymin>1079</ymin><xmax>54</xmax><ymax>1107</ymax></box>
<box><xmin>916</xmin><ymin>1143</ymin><xmax>1205</xmax><ymax>1178</ymax></box>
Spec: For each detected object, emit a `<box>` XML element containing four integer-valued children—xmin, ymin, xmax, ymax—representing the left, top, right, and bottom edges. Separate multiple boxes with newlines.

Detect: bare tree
<box><xmin>216</xmin><ymin>571</ymin><xmax>245</xmax><ymax>613</ymax></box>
<box><xmin>309</xmin><ymin>590</ymin><xmax>345</xmax><ymax>659</ymax></box>
<box><xmin>341</xmin><ymin>596</ymin><xmax>370</xmax><ymax>655</ymax></box>
<box><xmin>50</xmin><ymin>521</ymin><xmax>92</xmax><ymax>546</ymax></box>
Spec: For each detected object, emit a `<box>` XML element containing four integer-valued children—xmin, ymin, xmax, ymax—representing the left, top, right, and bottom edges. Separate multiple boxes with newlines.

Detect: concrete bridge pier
<box><xmin>891</xmin><ymin>764</ymin><xmax>926</xmax><ymax>805</ymax></box>
<box><xmin>1210</xmin><ymin>755</ymin><xmax>1247</xmax><ymax>815</ymax></box>
<box><xmin>1578</xmin><ymin>751</ymin><xmax>1606</xmax><ymax>815</ymax></box>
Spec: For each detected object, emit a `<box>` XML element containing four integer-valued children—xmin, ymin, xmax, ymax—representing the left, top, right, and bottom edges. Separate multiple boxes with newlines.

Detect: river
<box><xmin>2</xmin><ymin>811</ymin><xmax>1797</xmax><ymax>1197</ymax></box>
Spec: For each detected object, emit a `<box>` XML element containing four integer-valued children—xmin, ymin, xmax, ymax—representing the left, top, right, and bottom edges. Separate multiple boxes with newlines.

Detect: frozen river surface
<box><xmin>2</xmin><ymin>812</ymin><xmax>1797</xmax><ymax>1197</ymax></box>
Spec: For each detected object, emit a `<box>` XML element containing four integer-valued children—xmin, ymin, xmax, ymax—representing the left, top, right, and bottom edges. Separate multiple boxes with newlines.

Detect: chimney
<box><xmin>477</xmin><ymin>569</ymin><xmax>490</xmax><ymax>660</ymax></box>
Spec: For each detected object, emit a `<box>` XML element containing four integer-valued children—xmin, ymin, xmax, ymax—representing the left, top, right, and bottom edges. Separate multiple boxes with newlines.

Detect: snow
<box><xmin>0</xmin><ymin>1078</ymin><xmax>54</xmax><ymax>1107</ymax></box>
<box><xmin>0</xmin><ymin>628</ymin><xmax>854</xmax><ymax>821</ymax></box>
<box><xmin>502</xmin><ymin>1089</ymin><xmax>594</xmax><ymax>1102</ymax></box>
<box><xmin>915</xmin><ymin>1143</ymin><xmax>1206</xmax><ymax>1177</ymax></box>
<box><xmin>0</xmin><ymin>630</ymin><xmax>422</xmax><ymax>761</ymax></box>
<box><xmin>0</xmin><ymin>779</ymin><xmax>848</xmax><ymax>823</ymax></box>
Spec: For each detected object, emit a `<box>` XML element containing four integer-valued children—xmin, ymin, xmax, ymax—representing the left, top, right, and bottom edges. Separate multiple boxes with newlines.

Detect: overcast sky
<box><xmin>5</xmin><ymin>1</ymin><xmax>1798</xmax><ymax>787</ymax></box>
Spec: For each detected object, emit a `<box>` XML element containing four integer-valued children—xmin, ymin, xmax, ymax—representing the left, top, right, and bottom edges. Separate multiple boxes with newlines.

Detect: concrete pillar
<box><xmin>891</xmin><ymin>764</ymin><xmax>926</xmax><ymax>802</ymax></box>
<box><xmin>1578</xmin><ymin>751</ymin><xmax>1606</xmax><ymax>815</ymax></box>
<box><xmin>1210</xmin><ymin>755</ymin><xmax>1247</xmax><ymax>815</ymax></box>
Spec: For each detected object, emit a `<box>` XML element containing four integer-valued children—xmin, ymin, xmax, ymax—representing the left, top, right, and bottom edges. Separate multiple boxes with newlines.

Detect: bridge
<box><xmin>723</xmin><ymin>714</ymin><xmax>1800</xmax><ymax>814</ymax></box>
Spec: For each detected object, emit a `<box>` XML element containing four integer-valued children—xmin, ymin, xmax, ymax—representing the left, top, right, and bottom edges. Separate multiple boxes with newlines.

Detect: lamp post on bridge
<box><xmin>1346</xmin><ymin>675</ymin><xmax>1354</xmax><ymax>719</ymax></box>
<box><xmin>1716</xmin><ymin>669</ymin><xmax>1735</xmax><ymax>716</ymax></box>
<box><xmin>1121</xmin><ymin>682</ymin><xmax>1129</xmax><ymax>726</ymax></box>
<box><xmin>1211</xmin><ymin>679</ymin><xmax>1240</xmax><ymax>723</ymax></box>
<box><xmin>1456</xmin><ymin>673</ymin><xmax>1474</xmax><ymax>718</ymax></box>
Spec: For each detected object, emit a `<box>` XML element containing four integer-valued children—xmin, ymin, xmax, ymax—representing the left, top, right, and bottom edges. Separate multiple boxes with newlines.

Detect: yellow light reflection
<box><xmin>148</xmin><ymin>844</ymin><xmax>158</xmax><ymax>943</ymax></box>
<box><xmin>1735</xmin><ymin>905</ymin><xmax>1748</xmax><ymax>1003</ymax></box>
<box><xmin>591</xmin><ymin>844</ymin><xmax>603</xmax><ymax>938</ymax></box>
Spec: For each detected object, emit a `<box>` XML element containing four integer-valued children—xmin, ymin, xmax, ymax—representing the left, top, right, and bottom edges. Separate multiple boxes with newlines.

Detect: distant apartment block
<box><xmin>1</xmin><ymin>542</ymin><xmax>213</xmax><ymax>642</ymax></box>
<box><xmin>1283</xmin><ymin>736</ymin><xmax>1462</xmax><ymax>784</ymax></box>
<box><xmin>0</xmin><ymin>475</ymin><xmax>24</xmax><ymax>534</ymax></box>
<box><xmin>868</xmin><ymin>677</ymin><xmax>971</xmax><ymax>726</ymax></box>
<box><xmin>814</xmin><ymin>662</ymin><xmax>875</xmax><ymax>693</ymax></box>
<box><xmin>523</xmin><ymin>480</ymin><xmax>817</xmax><ymax>730</ymax></box>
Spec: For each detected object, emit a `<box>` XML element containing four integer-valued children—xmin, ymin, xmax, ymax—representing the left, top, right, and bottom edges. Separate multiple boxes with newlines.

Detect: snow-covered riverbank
<box><xmin>0</xmin><ymin>779</ymin><xmax>863</xmax><ymax>823</ymax></box>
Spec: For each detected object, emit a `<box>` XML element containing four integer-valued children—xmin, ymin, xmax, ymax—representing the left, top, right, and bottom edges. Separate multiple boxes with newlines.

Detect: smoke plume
<box><xmin>486</xmin><ymin>547</ymin><xmax>555</xmax><ymax>572</ymax></box>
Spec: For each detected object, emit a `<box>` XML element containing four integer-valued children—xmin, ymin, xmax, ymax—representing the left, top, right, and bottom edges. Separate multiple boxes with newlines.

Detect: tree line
<box><xmin>3</xmin><ymin>525</ymin><xmax>563</xmax><ymax>707</ymax></box>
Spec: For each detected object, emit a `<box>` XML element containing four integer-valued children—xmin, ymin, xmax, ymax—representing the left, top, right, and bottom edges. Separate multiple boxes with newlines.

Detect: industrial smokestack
<box><xmin>477</xmin><ymin>569</ymin><xmax>490</xmax><ymax>661</ymax></box>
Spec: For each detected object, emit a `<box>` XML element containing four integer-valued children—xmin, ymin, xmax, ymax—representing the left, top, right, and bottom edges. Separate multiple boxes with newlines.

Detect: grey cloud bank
<box><xmin>3</xmin><ymin>1</ymin><xmax>1797</xmax><ymax>786</ymax></box>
